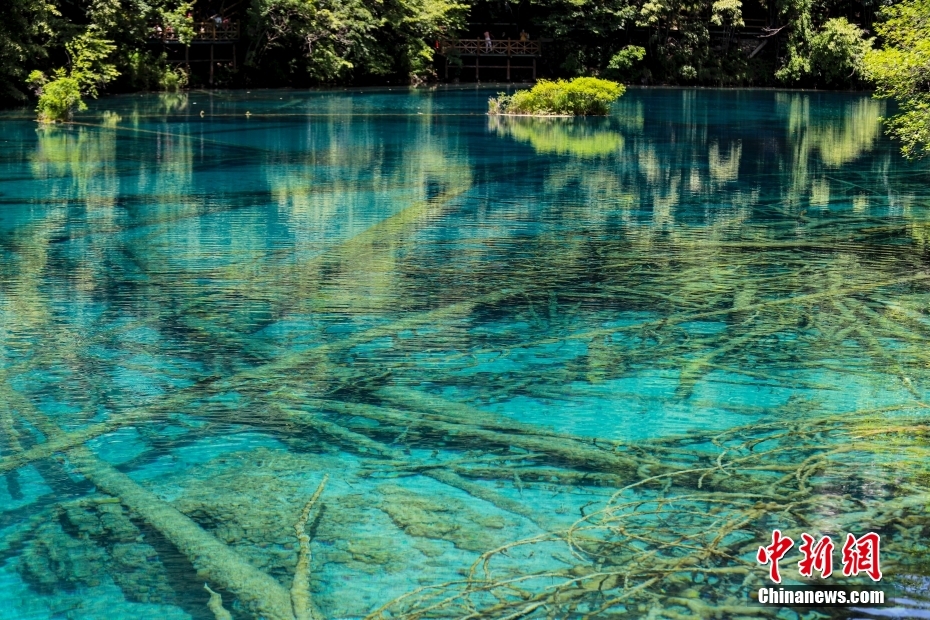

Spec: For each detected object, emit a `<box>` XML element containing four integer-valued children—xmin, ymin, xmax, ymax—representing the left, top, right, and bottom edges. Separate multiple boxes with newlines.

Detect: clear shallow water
<box><xmin>1</xmin><ymin>87</ymin><xmax>930</xmax><ymax>619</ymax></box>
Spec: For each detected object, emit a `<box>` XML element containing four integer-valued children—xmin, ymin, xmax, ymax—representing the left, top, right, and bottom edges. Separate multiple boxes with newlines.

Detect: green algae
<box><xmin>17</xmin><ymin>498</ymin><xmax>175</xmax><ymax>606</ymax></box>
<box><xmin>377</xmin><ymin>485</ymin><xmax>511</xmax><ymax>553</ymax></box>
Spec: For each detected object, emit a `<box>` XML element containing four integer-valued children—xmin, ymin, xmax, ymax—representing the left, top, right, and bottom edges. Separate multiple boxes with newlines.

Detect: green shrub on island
<box><xmin>488</xmin><ymin>78</ymin><xmax>625</xmax><ymax>117</ymax></box>
<box><xmin>28</xmin><ymin>72</ymin><xmax>86</xmax><ymax>122</ymax></box>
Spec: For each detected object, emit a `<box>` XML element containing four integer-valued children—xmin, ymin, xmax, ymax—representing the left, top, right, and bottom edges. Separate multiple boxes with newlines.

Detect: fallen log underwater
<box><xmin>4</xmin><ymin>203</ymin><xmax>930</xmax><ymax>619</ymax></box>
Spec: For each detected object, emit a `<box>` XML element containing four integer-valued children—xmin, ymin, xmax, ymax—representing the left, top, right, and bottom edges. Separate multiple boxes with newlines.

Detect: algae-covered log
<box><xmin>291</xmin><ymin>475</ymin><xmax>328</xmax><ymax>620</ymax></box>
<box><xmin>67</xmin><ymin>448</ymin><xmax>297</xmax><ymax>620</ymax></box>
<box><xmin>376</xmin><ymin>386</ymin><xmax>619</xmax><ymax>445</ymax></box>
<box><xmin>4</xmin><ymin>385</ymin><xmax>298</xmax><ymax>620</ymax></box>
<box><xmin>0</xmin><ymin>288</ymin><xmax>521</xmax><ymax>478</ymax></box>
<box><xmin>307</xmin><ymin>397</ymin><xmax>639</xmax><ymax>475</ymax></box>
<box><xmin>204</xmin><ymin>585</ymin><xmax>233</xmax><ymax>620</ymax></box>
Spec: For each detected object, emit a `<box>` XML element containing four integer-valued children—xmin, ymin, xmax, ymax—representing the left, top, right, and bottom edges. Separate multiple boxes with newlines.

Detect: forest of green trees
<box><xmin>1</xmin><ymin>0</ymin><xmax>928</xmax><ymax>154</ymax></box>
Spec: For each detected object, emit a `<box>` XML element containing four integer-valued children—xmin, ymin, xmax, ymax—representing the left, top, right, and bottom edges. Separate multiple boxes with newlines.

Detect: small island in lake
<box><xmin>488</xmin><ymin>77</ymin><xmax>625</xmax><ymax>117</ymax></box>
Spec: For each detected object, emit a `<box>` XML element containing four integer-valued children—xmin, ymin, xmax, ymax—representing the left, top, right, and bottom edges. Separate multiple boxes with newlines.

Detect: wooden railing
<box><xmin>151</xmin><ymin>21</ymin><xmax>240</xmax><ymax>42</ymax></box>
<box><xmin>440</xmin><ymin>39</ymin><xmax>542</xmax><ymax>56</ymax></box>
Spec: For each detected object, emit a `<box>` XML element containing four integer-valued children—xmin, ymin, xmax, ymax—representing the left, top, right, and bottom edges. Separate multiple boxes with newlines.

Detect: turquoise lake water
<box><xmin>2</xmin><ymin>87</ymin><xmax>930</xmax><ymax>619</ymax></box>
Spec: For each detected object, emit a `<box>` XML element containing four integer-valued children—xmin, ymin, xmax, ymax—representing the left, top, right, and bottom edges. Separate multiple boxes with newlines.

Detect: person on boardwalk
<box><xmin>484</xmin><ymin>31</ymin><xmax>492</xmax><ymax>52</ymax></box>
<box><xmin>519</xmin><ymin>29</ymin><xmax>529</xmax><ymax>41</ymax></box>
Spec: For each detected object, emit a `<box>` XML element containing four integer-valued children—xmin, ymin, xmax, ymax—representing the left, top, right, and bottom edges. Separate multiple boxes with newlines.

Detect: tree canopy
<box><xmin>864</xmin><ymin>0</ymin><xmax>930</xmax><ymax>159</ymax></box>
<box><xmin>0</xmin><ymin>0</ymin><xmax>886</xmax><ymax>100</ymax></box>
<box><xmin>1</xmin><ymin>0</ymin><xmax>928</xmax><ymax>155</ymax></box>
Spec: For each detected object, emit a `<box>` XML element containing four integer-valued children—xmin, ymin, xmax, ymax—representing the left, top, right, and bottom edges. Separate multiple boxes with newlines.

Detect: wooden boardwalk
<box><xmin>150</xmin><ymin>21</ymin><xmax>239</xmax><ymax>85</ymax></box>
<box><xmin>151</xmin><ymin>21</ymin><xmax>240</xmax><ymax>42</ymax></box>
<box><xmin>439</xmin><ymin>39</ymin><xmax>542</xmax><ymax>81</ymax></box>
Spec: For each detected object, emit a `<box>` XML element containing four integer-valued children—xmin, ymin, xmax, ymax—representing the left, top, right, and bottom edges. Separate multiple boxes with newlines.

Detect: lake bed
<box><xmin>1</xmin><ymin>87</ymin><xmax>929</xmax><ymax>619</ymax></box>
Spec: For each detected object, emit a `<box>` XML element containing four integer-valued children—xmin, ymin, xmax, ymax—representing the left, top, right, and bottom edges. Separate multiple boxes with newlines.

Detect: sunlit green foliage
<box><xmin>29</xmin><ymin>73</ymin><xmax>86</xmax><ymax>122</ymax></box>
<box><xmin>246</xmin><ymin>0</ymin><xmax>374</xmax><ymax>82</ymax></box>
<box><xmin>710</xmin><ymin>0</ymin><xmax>744</xmax><ymax>26</ymax></box>
<box><xmin>246</xmin><ymin>0</ymin><xmax>466</xmax><ymax>83</ymax></box>
<box><xmin>2</xmin><ymin>0</ymin><xmax>199</xmax><ymax>105</ymax></box>
<box><xmin>0</xmin><ymin>0</ymin><xmax>925</xmax><ymax>98</ymax></box>
<box><xmin>865</xmin><ymin>0</ymin><xmax>930</xmax><ymax>159</ymax></box>
<box><xmin>810</xmin><ymin>18</ymin><xmax>873</xmax><ymax>85</ymax></box>
<box><xmin>522</xmin><ymin>0</ymin><xmax>636</xmax><ymax>77</ymax></box>
<box><xmin>633</xmin><ymin>0</ymin><xmax>754</xmax><ymax>84</ymax></box>
<box><xmin>773</xmin><ymin>0</ymin><xmax>815</xmax><ymax>82</ymax></box>
<box><xmin>125</xmin><ymin>51</ymin><xmax>187</xmax><ymax>91</ymax></box>
<box><xmin>489</xmin><ymin>78</ymin><xmax>625</xmax><ymax>116</ymax></box>
<box><xmin>87</xmin><ymin>0</ymin><xmax>194</xmax><ymax>90</ymax></box>
<box><xmin>65</xmin><ymin>27</ymin><xmax>121</xmax><ymax>97</ymax></box>
<box><xmin>605</xmin><ymin>45</ymin><xmax>646</xmax><ymax>82</ymax></box>
<box><xmin>27</xmin><ymin>27</ymin><xmax>119</xmax><ymax>122</ymax></box>
<box><xmin>159</xmin><ymin>65</ymin><xmax>188</xmax><ymax>91</ymax></box>
<box><xmin>777</xmin><ymin>14</ymin><xmax>872</xmax><ymax>86</ymax></box>
<box><xmin>490</xmin><ymin>0</ymin><xmax>880</xmax><ymax>88</ymax></box>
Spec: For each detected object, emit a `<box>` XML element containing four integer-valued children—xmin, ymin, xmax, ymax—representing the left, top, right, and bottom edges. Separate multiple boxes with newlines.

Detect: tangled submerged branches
<box><xmin>3</xmin><ymin>104</ymin><xmax>930</xmax><ymax>619</ymax></box>
<box><xmin>367</xmin><ymin>410</ymin><xmax>930</xmax><ymax>618</ymax></box>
